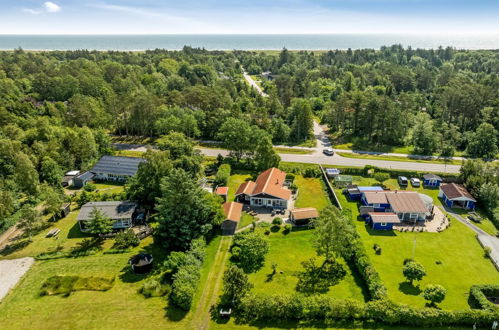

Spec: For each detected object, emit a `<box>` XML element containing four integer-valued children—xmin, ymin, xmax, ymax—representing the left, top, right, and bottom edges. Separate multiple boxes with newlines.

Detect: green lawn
<box><xmin>336</xmin><ymin>188</ymin><xmax>499</xmax><ymax>310</ymax></box>
<box><xmin>294</xmin><ymin>176</ymin><xmax>331</xmax><ymax>211</ymax></box>
<box><xmin>247</xmin><ymin>229</ymin><xmax>367</xmax><ymax>302</ymax></box>
<box><xmin>227</xmin><ymin>174</ymin><xmax>251</xmax><ymax>202</ymax></box>
<box><xmin>238</xmin><ymin>212</ymin><xmax>255</xmax><ymax>229</ymax></box>
<box><xmin>0</xmin><ymin>232</ymin><xmax>223</xmax><ymax>329</ymax></box>
<box><xmin>334</xmin><ymin>141</ymin><xmax>466</xmax><ymax>158</ymax></box>
<box><xmin>336</xmin><ymin>152</ymin><xmax>463</xmax><ymax>166</ymax></box>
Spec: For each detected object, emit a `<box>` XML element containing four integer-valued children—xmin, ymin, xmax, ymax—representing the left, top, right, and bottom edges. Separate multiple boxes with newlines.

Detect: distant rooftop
<box><xmin>91</xmin><ymin>155</ymin><xmax>145</xmax><ymax>176</ymax></box>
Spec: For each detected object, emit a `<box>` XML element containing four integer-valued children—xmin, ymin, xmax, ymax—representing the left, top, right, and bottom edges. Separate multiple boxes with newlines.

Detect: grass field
<box><xmin>336</xmin><ymin>152</ymin><xmax>463</xmax><ymax>166</ymax></box>
<box><xmin>335</xmin><ymin>181</ymin><xmax>499</xmax><ymax>310</ymax></box>
<box><xmin>227</xmin><ymin>174</ymin><xmax>252</xmax><ymax>202</ymax></box>
<box><xmin>247</xmin><ymin>229</ymin><xmax>367</xmax><ymax>301</ymax></box>
<box><xmin>294</xmin><ymin>176</ymin><xmax>331</xmax><ymax>211</ymax></box>
<box><xmin>114</xmin><ymin>150</ymin><xmax>146</xmax><ymax>158</ymax></box>
<box><xmin>333</xmin><ymin>141</ymin><xmax>466</xmax><ymax>158</ymax></box>
<box><xmin>0</xmin><ymin>230</ymin><xmax>223</xmax><ymax>329</ymax></box>
<box><xmin>274</xmin><ymin>147</ymin><xmax>314</xmax><ymax>155</ymax></box>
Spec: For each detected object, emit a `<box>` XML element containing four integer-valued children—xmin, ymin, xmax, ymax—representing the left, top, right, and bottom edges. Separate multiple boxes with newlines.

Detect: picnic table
<box><xmin>46</xmin><ymin>228</ymin><xmax>61</xmax><ymax>238</ymax></box>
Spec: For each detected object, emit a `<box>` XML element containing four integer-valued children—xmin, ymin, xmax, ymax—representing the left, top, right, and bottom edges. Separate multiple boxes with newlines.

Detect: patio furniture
<box><xmin>46</xmin><ymin>228</ymin><xmax>61</xmax><ymax>238</ymax></box>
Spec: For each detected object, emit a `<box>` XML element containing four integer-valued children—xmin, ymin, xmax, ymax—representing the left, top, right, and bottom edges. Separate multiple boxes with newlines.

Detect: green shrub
<box><xmin>423</xmin><ymin>284</ymin><xmax>446</xmax><ymax>306</ymax></box>
<box><xmin>84</xmin><ymin>183</ymin><xmax>97</xmax><ymax>192</ymax></box>
<box><xmin>113</xmin><ymin>229</ymin><xmax>140</xmax><ymax>249</ymax></box>
<box><xmin>283</xmin><ymin>224</ymin><xmax>292</xmax><ymax>234</ymax></box>
<box><xmin>215</xmin><ymin>164</ymin><xmax>231</xmax><ymax>186</ymax></box>
<box><xmin>272</xmin><ymin>217</ymin><xmax>283</xmax><ymax>225</ymax></box>
<box><xmin>139</xmin><ymin>276</ymin><xmax>171</xmax><ymax>298</ymax></box>
<box><xmin>469</xmin><ymin>285</ymin><xmax>499</xmax><ymax>310</ymax></box>
<box><xmin>304</xmin><ymin>167</ymin><xmax>320</xmax><ymax>178</ymax></box>
<box><xmin>40</xmin><ymin>275</ymin><xmax>114</xmax><ymax>296</ymax></box>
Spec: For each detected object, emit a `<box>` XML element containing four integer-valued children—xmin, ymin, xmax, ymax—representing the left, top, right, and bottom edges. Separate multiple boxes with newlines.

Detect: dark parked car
<box><xmin>468</xmin><ymin>212</ymin><xmax>482</xmax><ymax>223</ymax></box>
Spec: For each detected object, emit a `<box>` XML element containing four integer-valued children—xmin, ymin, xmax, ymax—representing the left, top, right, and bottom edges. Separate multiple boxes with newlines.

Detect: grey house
<box><xmin>77</xmin><ymin>201</ymin><xmax>137</xmax><ymax>232</ymax></box>
<box><xmin>73</xmin><ymin>171</ymin><xmax>95</xmax><ymax>188</ymax></box>
<box><xmin>91</xmin><ymin>156</ymin><xmax>145</xmax><ymax>182</ymax></box>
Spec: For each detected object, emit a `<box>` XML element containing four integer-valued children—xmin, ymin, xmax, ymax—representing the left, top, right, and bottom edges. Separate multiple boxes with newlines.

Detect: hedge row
<box><xmin>170</xmin><ymin>238</ymin><xmax>206</xmax><ymax>310</ymax></box>
<box><xmin>238</xmin><ymin>294</ymin><xmax>499</xmax><ymax>327</ymax></box>
<box><xmin>323</xmin><ymin>165</ymin><xmax>460</xmax><ymax>181</ymax></box>
<box><xmin>349</xmin><ymin>241</ymin><xmax>388</xmax><ymax>300</ymax></box>
<box><xmin>469</xmin><ymin>285</ymin><xmax>499</xmax><ymax>310</ymax></box>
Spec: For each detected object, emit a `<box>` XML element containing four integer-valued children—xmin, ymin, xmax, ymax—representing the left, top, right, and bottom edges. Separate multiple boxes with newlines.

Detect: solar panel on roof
<box><xmin>91</xmin><ymin>156</ymin><xmax>145</xmax><ymax>176</ymax></box>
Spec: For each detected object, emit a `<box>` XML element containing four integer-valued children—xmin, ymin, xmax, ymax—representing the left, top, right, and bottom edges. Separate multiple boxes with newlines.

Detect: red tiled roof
<box><xmin>234</xmin><ymin>168</ymin><xmax>291</xmax><ymax>201</ymax></box>
<box><xmin>252</xmin><ymin>168</ymin><xmax>291</xmax><ymax>200</ymax></box>
<box><xmin>222</xmin><ymin>202</ymin><xmax>243</xmax><ymax>222</ymax></box>
<box><xmin>290</xmin><ymin>208</ymin><xmax>319</xmax><ymax>220</ymax></box>
<box><xmin>215</xmin><ymin>186</ymin><xmax>228</xmax><ymax>195</ymax></box>
<box><xmin>440</xmin><ymin>183</ymin><xmax>476</xmax><ymax>201</ymax></box>
<box><xmin>235</xmin><ymin>181</ymin><xmax>256</xmax><ymax>196</ymax></box>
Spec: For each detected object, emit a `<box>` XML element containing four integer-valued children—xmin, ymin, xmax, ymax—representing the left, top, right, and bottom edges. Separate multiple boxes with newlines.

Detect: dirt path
<box><xmin>0</xmin><ymin>226</ymin><xmax>22</xmax><ymax>252</ymax></box>
<box><xmin>192</xmin><ymin>236</ymin><xmax>232</xmax><ymax>330</ymax></box>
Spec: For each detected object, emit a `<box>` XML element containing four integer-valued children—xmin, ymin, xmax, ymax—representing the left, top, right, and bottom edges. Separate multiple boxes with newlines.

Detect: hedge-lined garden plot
<box><xmin>335</xmin><ymin>178</ymin><xmax>499</xmax><ymax>310</ymax></box>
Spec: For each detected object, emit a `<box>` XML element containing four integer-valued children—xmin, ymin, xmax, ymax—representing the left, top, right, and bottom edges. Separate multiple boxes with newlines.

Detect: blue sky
<box><xmin>1</xmin><ymin>0</ymin><xmax>498</xmax><ymax>34</ymax></box>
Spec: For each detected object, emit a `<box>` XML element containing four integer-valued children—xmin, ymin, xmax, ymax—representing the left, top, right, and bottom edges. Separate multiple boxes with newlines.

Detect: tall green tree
<box><xmin>155</xmin><ymin>168</ymin><xmax>224</xmax><ymax>250</ymax></box>
<box><xmin>86</xmin><ymin>207</ymin><xmax>113</xmax><ymax>235</ymax></box>
<box><xmin>289</xmin><ymin>99</ymin><xmax>313</xmax><ymax>142</ymax></box>
<box><xmin>466</xmin><ymin>123</ymin><xmax>498</xmax><ymax>159</ymax></box>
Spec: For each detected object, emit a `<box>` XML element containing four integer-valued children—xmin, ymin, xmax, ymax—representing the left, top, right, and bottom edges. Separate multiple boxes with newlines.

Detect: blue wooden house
<box><xmin>439</xmin><ymin>183</ymin><xmax>476</xmax><ymax>210</ymax></box>
<box><xmin>361</xmin><ymin>191</ymin><xmax>391</xmax><ymax>212</ymax></box>
<box><xmin>423</xmin><ymin>174</ymin><xmax>442</xmax><ymax>188</ymax></box>
<box><xmin>348</xmin><ymin>186</ymin><xmax>384</xmax><ymax>201</ymax></box>
<box><xmin>367</xmin><ymin>212</ymin><xmax>401</xmax><ymax>230</ymax></box>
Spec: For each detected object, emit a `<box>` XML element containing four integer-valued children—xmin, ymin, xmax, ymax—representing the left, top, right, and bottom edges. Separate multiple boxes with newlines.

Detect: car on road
<box><xmin>398</xmin><ymin>176</ymin><xmax>408</xmax><ymax>186</ymax></box>
<box><xmin>410</xmin><ymin>178</ymin><xmax>421</xmax><ymax>187</ymax></box>
<box><xmin>467</xmin><ymin>212</ymin><xmax>482</xmax><ymax>223</ymax></box>
<box><xmin>323</xmin><ymin>148</ymin><xmax>334</xmax><ymax>156</ymax></box>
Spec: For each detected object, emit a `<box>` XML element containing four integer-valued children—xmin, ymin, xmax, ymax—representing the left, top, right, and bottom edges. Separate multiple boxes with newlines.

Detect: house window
<box><xmin>381</xmin><ymin>222</ymin><xmax>387</xmax><ymax>226</ymax></box>
<box><xmin>373</xmin><ymin>203</ymin><xmax>380</xmax><ymax>208</ymax></box>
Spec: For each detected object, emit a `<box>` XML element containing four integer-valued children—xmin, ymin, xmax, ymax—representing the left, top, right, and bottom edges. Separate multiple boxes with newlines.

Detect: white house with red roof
<box><xmin>235</xmin><ymin>168</ymin><xmax>291</xmax><ymax>209</ymax></box>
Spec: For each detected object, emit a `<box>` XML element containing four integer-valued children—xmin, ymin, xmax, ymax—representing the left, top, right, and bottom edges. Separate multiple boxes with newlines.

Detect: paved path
<box><xmin>442</xmin><ymin>207</ymin><xmax>499</xmax><ymax>271</ymax></box>
<box><xmin>242</xmin><ymin>71</ymin><xmax>267</xmax><ymax>97</ymax></box>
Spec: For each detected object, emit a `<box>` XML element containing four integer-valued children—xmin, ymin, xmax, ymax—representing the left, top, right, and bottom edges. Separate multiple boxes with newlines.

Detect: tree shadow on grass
<box><xmin>398</xmin><ymin>281</ymin><xmax>422</xmax><ymax>296</ymax></box>
<box><xmin>67</xmin><ymin>222</ymin><xmax>93</xmax><ymax>239</ymax></box>
<box><xmin>345</xmin><ymin>258</ymin><xmax>370</xmax><ymax>302</ymax></box>
<box><xmin>164</xmin><ymin>304</ymin><xmax>188</xmax><ymax>322</ymax></box>
<box><xmin>365</xmin><ymin>224</ymin><xmax>397</xmax><ymax>237</ymax></box>
<box><xmin>0</xmin><ymin>239</ymin><xmax>30</xmax><ymax>256</ymax></box>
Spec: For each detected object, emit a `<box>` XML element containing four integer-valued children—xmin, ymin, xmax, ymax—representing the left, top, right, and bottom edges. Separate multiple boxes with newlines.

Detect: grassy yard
<box><xmin>227</xmin><ymin>174</ymin><xmax>252</xmax><ymax>202</ymax></box>
<box><xmin>336</xmin><ymin>152</ymin><xmax>463</xmax><ymax>166</ymax></box>
<box><xmin>247</xmin><ymin>229</ymin><xmax>367</xmax><ymax>301</ymax></box>
<box><xmin>274</xmin><ymin>147</ymin><xmax>314</xmax><ymax>155</ymax></box>
<box><xmin>238</xmin><ymin>212</ymin><xmax>255</xmax><ymax>229</ymax></box>
<box><xmin>294</xmin><ymin>176</ymin><xmax>331</xmax><ymax>211</ymax></box>
<box><xmin>0</xmin><ymin>230</ymin><xmax>223</xmax><ymax>329</ymax></box>
<box><xmin>335</xmin><ymin>185</ymin><xmax>499</xmax><ymax>310</ymax></box>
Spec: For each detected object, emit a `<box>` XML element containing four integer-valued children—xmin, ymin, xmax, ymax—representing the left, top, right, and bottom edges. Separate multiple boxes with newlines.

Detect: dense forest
<box><xmin>0</xmin><ymin>46</ymin><xmax>498</xmax><ymax>232</ymax></box>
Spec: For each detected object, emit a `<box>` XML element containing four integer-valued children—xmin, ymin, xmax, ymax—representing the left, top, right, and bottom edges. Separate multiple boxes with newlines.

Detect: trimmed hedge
<box><xmin>238</xmin><ymin>294</ymin><xmax>499</xmax><ymax>327</ymax></box>
<box><xmin>170</xmin><ymin>238</ymin><xmax>206</xmax><ymax>310</ymax></box>
<box><xmin>350</xmin><ymin>241</ymin><xmax>388</xmax><ymax>300</ymax></box>
<box><xmin>469</xmin><ymin>285</ymin><xmax>499</xmax><ymax>310</ymax></box>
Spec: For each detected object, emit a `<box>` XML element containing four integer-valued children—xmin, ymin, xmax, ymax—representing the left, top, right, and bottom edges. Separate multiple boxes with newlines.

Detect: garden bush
<box><xmin>237</xmin><ymin>294</ymin><xmax>499</xmax><ymax>327</ymax></box>
<box><xmin>139</xmin><ymin>275</ymin><xmax>171</xmax><ymax>298</ymax></box>
<box><xmin>469</xmin><ymin>285</ymin><xmax>499</xmax><ymax>310</ymax></box>
<box><xmin>215</xmin><ymin>164</ymin><xmax>231</xmax><ymax>186</ymax></box>
<box><xmin>231</xmin><ymin>232</ymin><xmax>269</xmax><ymax>273</ymax></box>
<box><xmin>272</xmin><ymin>217</ymin><xmax>283</xmax><ymax>225</ymax></box>
<box><xmin>113</xmin><ymin>229</ymin><xmax>140</xmax><ymax>249</ymax></box>
<box><xmin>304</xmin><ymin>167</ymin><xmax>321</xmax><ymax>178</ymax></box>
<box><xmin>283</xmin><ymin>224</ymin><xmax>292</xmax><ymax>234</ymax></box>
<box><xmin>83</xmin><ymin>183</ymin><xmax>97</xmax><ymax>192</ymax></box>
<box><xmin>169</xmin><ymin>238</ymin><xmax>206</xmax><ymax>310</ymax></box>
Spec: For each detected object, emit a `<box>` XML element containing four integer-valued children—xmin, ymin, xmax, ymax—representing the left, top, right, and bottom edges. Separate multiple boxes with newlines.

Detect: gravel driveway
<box><xmin>0</xmin><ymin>257</ymin><xmax>34</xmax><ymax>302</ymax></box>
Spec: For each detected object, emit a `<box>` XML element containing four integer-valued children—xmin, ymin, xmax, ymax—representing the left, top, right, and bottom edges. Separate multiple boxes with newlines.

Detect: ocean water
<box><xmin>0</xmin><ymin>34</ymin><xmax>498</xmax><ymax>51</ymax></box>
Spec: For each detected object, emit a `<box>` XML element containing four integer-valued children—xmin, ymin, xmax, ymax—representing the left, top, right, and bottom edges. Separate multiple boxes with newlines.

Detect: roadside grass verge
<box><xmin>274</xmin><ymin>147</ymin><xmax>314</xmax><ymax>155</ymax></box>
<box><xmin>336</xmin><ymin>152</ymin><xmax>463</xmax><ymax>166</ymax></box>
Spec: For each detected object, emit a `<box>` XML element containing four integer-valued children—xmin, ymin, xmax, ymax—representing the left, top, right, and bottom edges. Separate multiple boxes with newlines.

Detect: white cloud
<box><xmin>44</xmin><ymin>2</ymin><xmax>61</xmax><ymax>13</ymax></box>
<box><xmin>23</xmin><ymin>1</ymin><xmax>61</xmax><ymax>15</ymax></box>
